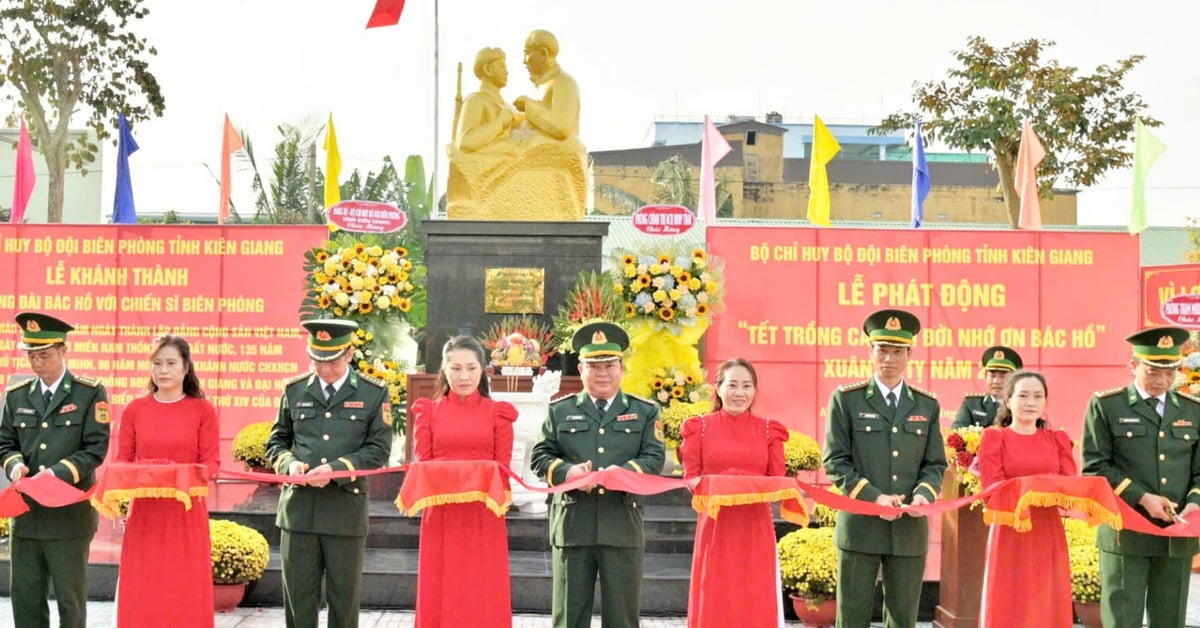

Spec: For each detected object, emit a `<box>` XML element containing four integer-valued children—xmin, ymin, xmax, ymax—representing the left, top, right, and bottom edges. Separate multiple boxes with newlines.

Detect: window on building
<box><xmin>746</xmin><ymin>131</ymin><xmax>757</xmax><ymax>146</ymax></box>
<box><xmin>745</xmin><ymin>154</ymin><xmax>760</xmax><ymax>182</ymax></box>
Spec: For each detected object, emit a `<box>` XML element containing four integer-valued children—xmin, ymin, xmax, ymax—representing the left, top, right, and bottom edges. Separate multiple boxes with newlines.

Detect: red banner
<box><xmin>0</xmin><ymin>225</ymin><xmax>328</xmax><ymax>469</ymax></box>
<box><xmin>706</xmin><ymin>228</ymin><xmax>1140</xmax><ymax>446</ymax></box>
<box><xmin>1142</xmin><ymin>263</ymin><xmax>1200</xmax><ymax>328</ymax></box>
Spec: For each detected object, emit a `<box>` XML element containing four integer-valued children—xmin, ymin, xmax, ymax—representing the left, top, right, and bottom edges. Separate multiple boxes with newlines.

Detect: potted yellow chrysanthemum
<box><xmin>777</xmin><ymin>525</ymin><xmax>838</xmax><ymax>627</ymax></box>
<box><xmin>231</xmin><ymin>421</ymin><xmax>274</xmax><ymax>473</ymax></box>
<box><xmin>783</xmin><ymin>430</ymin><xmax>822</xmax><ymax>478</ymax></box>
<box><xmin>1064</xmin><ymin>518</ymin><xmax>1101</xmax><ymax>628</ymax></box>
<box><xmin>210</xmin><ymin>519</ymin><xmax>270</xmax><ymax>611</ymax></box>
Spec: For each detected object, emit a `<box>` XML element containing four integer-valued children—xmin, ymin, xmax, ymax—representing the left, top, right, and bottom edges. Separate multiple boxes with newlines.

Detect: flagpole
<box><xmin>431</xmin><ymin>0</ymin><xmax>440</xmax><ymax>218</ymax></box>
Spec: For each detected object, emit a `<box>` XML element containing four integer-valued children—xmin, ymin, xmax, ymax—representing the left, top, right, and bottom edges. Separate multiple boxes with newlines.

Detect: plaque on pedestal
<box><xmin>421</xmin><ymin>220</ymin><xmax>608</xmax><ymax>373</ymax></box>
<box><xmin>934</xmin><ymin>468</ymin><xmax>987</xmax><ymax>628</ymax></box>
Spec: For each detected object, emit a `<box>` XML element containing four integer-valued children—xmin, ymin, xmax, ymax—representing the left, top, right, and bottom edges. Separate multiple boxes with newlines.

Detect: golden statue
<box><xmin>447</xmin><ymin>30</ymin><xmax>587</xmax><ymax>221</ymax></box>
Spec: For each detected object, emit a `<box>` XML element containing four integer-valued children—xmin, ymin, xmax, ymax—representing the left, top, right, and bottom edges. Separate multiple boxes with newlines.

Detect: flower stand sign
<box><xmin>631</xmin><ymin>204</ymin><xmax>695</xmax><ymax>236</ymax></box>
<box><xmin>328</xmin><ymin>200</ymin><xmax>408</xmax><ymax>233</ymax></box>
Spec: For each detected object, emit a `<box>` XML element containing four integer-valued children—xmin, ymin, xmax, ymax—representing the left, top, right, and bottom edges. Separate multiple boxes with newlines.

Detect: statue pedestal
<box><xmin>422</xmin><ymin>220</ymin><xmax>608</xmax><ymax>373</ymax></box>
<box><xmin>934</xmin><ymin>468</ymin><xmax>986</xmax><ymax>628</ymax></box>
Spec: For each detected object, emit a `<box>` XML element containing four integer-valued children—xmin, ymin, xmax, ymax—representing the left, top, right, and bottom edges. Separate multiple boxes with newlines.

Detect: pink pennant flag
<box><xmin>698</xmin><ymin>115</ymin><xmax>732</xmax><ymax>224</ymax></box>
<box><xmin>10</xmin><ymin>117</ymin><xmax>36</xmax><ymax>224</ymax></box>
<box><xmin>1015</xmin><ymin>119</ymin><xmax>1046</xmax><ymax>230</ymax></box>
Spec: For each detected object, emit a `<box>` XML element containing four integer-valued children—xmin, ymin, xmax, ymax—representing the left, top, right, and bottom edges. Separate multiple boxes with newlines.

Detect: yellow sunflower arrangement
<box><xmin>1176</xmin><ymin>335</ymin><xmax>1200</xmax><ymax>395</ymax></box>
<box><xmin>301</xmin><ymin>236</ymin><xmax>423</xmax><ymax>324</ymax></box>
<box><xmin>356</xmin><ymin>356</ymin><xmax>410</xmax><ymax>435</ymax></box>
<box><xmin>610</xmin><ymin>245</ymin><xmax>723</xmax><ymax>334</ymax></box>
<box><xmin>649</xmin><ymin>365</ymin><xmax>711</xmax><ymax>408</ymax></box>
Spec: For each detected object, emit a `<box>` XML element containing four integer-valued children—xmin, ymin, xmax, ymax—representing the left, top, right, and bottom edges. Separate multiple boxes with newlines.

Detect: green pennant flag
<box><xmin>1129</xmin><ymin>119</ymin><xmax>1165</xmax><ymax>235</ymax></box>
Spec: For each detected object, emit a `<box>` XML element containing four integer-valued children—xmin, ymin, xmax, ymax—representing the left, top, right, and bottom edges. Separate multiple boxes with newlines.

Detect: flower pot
<box><xmin>789</xmin><ymin>594</ymin><xmax>836</xmax><ymax>628</ymax></box>
<box><xmin>1073</xmin><ymin>600</ymin><xmax>1102</xmax><ymax>628</ymax></box>
<box><xmin>213</xmin><ymin>582</ymin><xmax>248</xmax><ymax>612</ymax></box>
<box><xmin>1193</xmin><ymin>553</ymin><xmax>1200</xmax><ymax>573</ymax></box>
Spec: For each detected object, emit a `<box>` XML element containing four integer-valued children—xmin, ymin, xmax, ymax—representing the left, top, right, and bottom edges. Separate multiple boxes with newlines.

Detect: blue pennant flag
<box><xmin>911</xmin><ymin>119</ymin><xmax>931</xmax><ymax>228</ymax></box>
<box><xmin>112</xmin><ymin>113</ymin><xmax>140</xmax><ymax>224</ymax></box>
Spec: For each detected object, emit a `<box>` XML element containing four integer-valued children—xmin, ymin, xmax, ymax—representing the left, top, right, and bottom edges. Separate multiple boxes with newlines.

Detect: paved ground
<box><xmin>4</xmin><ymin>570</ymin><xmax>1200</xmax><ymax>627</ymax></box>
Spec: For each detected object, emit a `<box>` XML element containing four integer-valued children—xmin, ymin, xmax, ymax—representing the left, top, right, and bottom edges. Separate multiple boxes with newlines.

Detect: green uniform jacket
<box><xmin>530</xmin><ymin>391</ymin><xmax>665</xmax><ymax>548</ymax></box>
<box><xmin>822</xmin><ymin>380</ymin><xmax>947</xmax><ymax>556</ymax></box>
<box><xmin>0</xmin><ymin>372</ymin><xmax>110</xmax><ymax>540</ymax></box>
<box><xmin>266</xmin><ymin>370</ymin><xmax>391</xmax><ymax>537</ymax></box>
<box><xmin>952</xmin><ymin>393</ymin><xmax>998</xmax><ymax>428</ymax></box>
<box><xmin>1081</xmin><ymin>384</ymin><xmax>1200</xmax><ymax>557</ymax></box>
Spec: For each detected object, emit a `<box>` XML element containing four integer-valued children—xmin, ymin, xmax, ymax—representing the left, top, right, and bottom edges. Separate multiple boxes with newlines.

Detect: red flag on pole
<box><xmin>698</xmin><ymin>115</ymin><xmax>732</xmax><ymax>224</ymax></box>
<box><xmin>219</xmin><ymin>114</ymin><xmax>244</xmax><ymax>225</ymax></box>
<box><xmin>1015</xmin><ymin>119</ymin><xmax>1046</xmax><ymax>231</ymax></box>
<box><xmin>366</xmin><ymin>0</ymin><xmax>407</xmax><ymax>28</ymax></box>
<box><xmin>10</xmin><ymin>117</ymin><xmax>35</xmax><ymax>224</ymax></box>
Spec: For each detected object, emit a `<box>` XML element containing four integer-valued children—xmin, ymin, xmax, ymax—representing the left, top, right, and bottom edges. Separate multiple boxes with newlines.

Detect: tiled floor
<box><xmin>5</xmin><ymin>566</ymin><xmax>1200</xmax><ymax>626</ymax></box>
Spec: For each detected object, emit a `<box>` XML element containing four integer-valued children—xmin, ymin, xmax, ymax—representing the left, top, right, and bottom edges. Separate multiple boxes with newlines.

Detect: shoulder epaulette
<box><xmin>286</xmin><ymin>372</ymin><xmax>312</xmax><ymax>386</ymax></box>
<box><xmin>909</xmin><ymin>384</ymin><xmax>937</xmax><ymax>399</ymax></box>
<box><xmin>838</xmin><ymin>380</ymin><xmax>870</xmax><ymax>393</ymax></box>
<box><xmin>1178</xmin><ymin>391</ymin><xmax>1200</xmax><ymax>405</ymax></box>
<box><xmin>626</xmin><ymin>393</ymin><xmax>656</xmax><ymax>405</ymax></box>
<box><xmin>72</xmin><ymin>375</ymin><xmax>100</xmax><ymax>388</ymax></box>
<box><xmin>550</xmin><ymin>393</ymin><xmax>576</xmax><ymax>405</ymax></box>
<box><xmin>358</xmin><ymin>372</ymin><xmax>386</xmax><ymax>388</ymax></box>
<box><xmin>1095</xmin><ymin>387</ymin><xmax>1125</xmax><ymax>398</ymax></box>
<box><xmin>962</xmin><ymin>393</ymin><xmax>985</xmax><ymax>398</ymax></box>
<box><xmin>5</xmin><ymin>378</ymin><xmax>34</xmax><ymax>393</ymax></box>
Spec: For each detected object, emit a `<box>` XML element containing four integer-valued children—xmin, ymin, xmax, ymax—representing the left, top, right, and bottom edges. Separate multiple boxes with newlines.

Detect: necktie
<box><xmin>43</xmin><ymin>389</ymin><xmax>52</xmax><ymax>406</ymax></box>
<box><xmin>325</xmin><ymin>384</ymin><xmax>336</xmax><ymax>400</ymax></box>
<box><xmin>886</xmin><ymin>392</ymin><xmax>897</xmax><ymax>408</ymax></box>
<box><xmin>595</xmin><ymin>398</ymin><xmax>607</xmax><ymax>415</ymax></box>
<box><xmin>1147</xmin><ymin>396</ymin><xmax>1162</xmax><ymax>417</ymax></box>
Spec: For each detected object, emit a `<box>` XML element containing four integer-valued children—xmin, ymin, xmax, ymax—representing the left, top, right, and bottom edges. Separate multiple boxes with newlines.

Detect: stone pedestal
<box><xmin>422</xmin><ymin>220</ymin><xmax>608</xmax><ymax>373</ymax></box>
<box><xmin>934</xmin><ymin>468</ymin><xmax>987</xmax><ymax>628</ymax></box>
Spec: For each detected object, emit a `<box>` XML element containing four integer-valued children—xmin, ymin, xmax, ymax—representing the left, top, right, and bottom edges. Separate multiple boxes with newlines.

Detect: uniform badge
<box><xmin>1159</xmin><ymin>335</ymin><xmax>1175</xmax><ymax>348</ymax></box>
<box><xmin>885</xmin><ymin>317</ymin><xmax>901</xmax><ymax>331</ymax></box>
<box><xmin>316</xmin><ymin>330</ymin><xmax>332</xmax><ymax>341</ymax></box>
<box><xmin>908</xmin><ymin>415</ymin><xmax>928</xmax><ymax>422</ymax></box>
<box><xmin>16</xmin><ymin>407</ymin><xmax>35</xmax><ymax>415</ymax></box>
<box><xmin>344</xmin><ymin>401</ymin><xmax>364</xmax><ymax>409</ymax></box>
<box><xmin>1173</xmin><ymin>420</ymin><xmax>1194</xmax><ymax>427</ymax></box>
<box><xmin>295</xmin><ymin>401</ymin><xmax>315</xmax><ymax>408</ymax></box>
<box><xmin>654</xmin><ymin>420</ymin><xmax>664</xmax><ymax>442</ymax></box>
<box><xmin>564</xmin><ymin>415</ymin><xmax>586</xmax><ymax>422</ymax></box>
<box><xmin>1118</xmin><ymin>418</ymin><xmax>1141</xmax><ymax>424</ymax></box>
<box><xmin>858</xmin><ymin>412</ymin><xmax>879</xmax><ymax>419</ymax></box>
<box><xmin>972</xmin><ymin>410</ymin><xmax>987</xmax><ymax>417</ymax></box>
<box><xmin>993</xmin><ymin>350</ymin><xmax>1005</xmax><ymax>360</ymax></box>
<box><xmin>616</xmin><ymin>413</ymin><xmax>638</xmax><ymax>422</ymax></box>
<box><xmin>382</xmin><ymin>402</ymin><xmax>393</xmax><ymax>427</ymax></box>
<box><xmin>94</xmin><ymin>401</ymin><xmax>110</xmax><ymax>424</ymax></box>
<box><xmin>60</xmin><ymin>404</ymin><xmax>77</xmax><ymax>414</ymax></box>
<box><xmin>26</xmin><ymin>320</ymin><xmax>40</xmax><ymax>332</ymax></box>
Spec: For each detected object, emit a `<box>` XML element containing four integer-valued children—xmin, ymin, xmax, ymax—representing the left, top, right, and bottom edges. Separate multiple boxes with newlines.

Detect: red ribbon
<box><xmin>3</xmin><ymin>463</ymin><xmax>1200</xmax><ymax>539</ymax></box>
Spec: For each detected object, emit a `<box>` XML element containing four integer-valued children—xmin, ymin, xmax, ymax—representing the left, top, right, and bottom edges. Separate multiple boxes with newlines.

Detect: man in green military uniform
<box><xmin>266</xmin><ymin>319</ymin><xmax>391</xmax><ymax>628</ymax></box>
<box><xmin>0</xmin><ymin>312</ymin><xmax>110</xmax><ymax>628</ymax></box>
<box><xmin>952</xmin><ymin>345</ymin><xmax>1023</xmax><ymax>428</ymax></box>
<box><xmin>822</xmin><ymin>309</ymin><xmax>947</xmax><ymax>628</ymax></box>
<box><xmin>531</xmin><ymin>322</ymin><xmax>665</xmax><ymax>628</ymax></box>
<box><xmin>1082</xmin><ymin>327</ymin><xmax>1200</xmax><ymax>628</ymax></box>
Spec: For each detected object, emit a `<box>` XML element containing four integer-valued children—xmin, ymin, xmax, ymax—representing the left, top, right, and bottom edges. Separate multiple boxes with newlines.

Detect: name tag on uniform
<box><xmin>1118</xmin><ymin>418</ymin><xmax>1141</xmax><ymax>424</ymax></box>
<box><xmin>16</xmin><ymin>408</ymin><xmax>35</xmax><ymax>415</ymax></box>
<box><xmin>616</xmin><ymin>414</ymin><xmax>638</xmax><ymax>422</ymax></box>
<box><xmin>60</xmin><ymin>404</ymin><xmax>77</xmax><ymax>413</ymax></box>
<box><xmin>343</xmin><ymin>401</ymin><xmax>364</xmax><ymax>409</ymax></box>
<box><xmin>564</xmin><ymin>415</ymin><xmax>585</xmax><ymax>422</ymax></box>
<box><xmin>1173</xmin><ymin>420</ymin><xmax>1194</xmax><ymax>427</ymax></box>
<box><xmin>908</xmin><ymin>415</ymin><xmax>928</xmax><ymax>422</ymax></box>
<box><xmin>295</xmin><ymin>401</ymin><xmax>315</xmax><ymax>408</ymax></box>
<box><xmin>858</xmin><ymin>412</ymin><xmax>879</xmax><ymax>419</ymax></box>
<box><xmin>972</xmin><ymin>410</ymin><xmax>988</xmax><ymax>417</ymax></box>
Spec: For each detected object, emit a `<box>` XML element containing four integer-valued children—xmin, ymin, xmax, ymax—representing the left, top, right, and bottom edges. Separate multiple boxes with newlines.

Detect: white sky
<box><xmin>72</xmin><ymin>0</ymin><xmax>1200</xmax><ymax>225</ymax></box>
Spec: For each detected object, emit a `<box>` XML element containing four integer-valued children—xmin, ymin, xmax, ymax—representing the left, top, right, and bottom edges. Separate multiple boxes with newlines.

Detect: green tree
<box><xmin>873</xmin><ymin>36</ymin><xmax>1157</xmax><ymax>228</ymax></box>
<box><xmin>595</xmin><ymin>155</ymin><xmax>735</xmax><ymax>217</ymax></box>
<box><xmin>0</xmin><ymin>0</ymin><xmax>164</xmax><ymax>222</ymax></box>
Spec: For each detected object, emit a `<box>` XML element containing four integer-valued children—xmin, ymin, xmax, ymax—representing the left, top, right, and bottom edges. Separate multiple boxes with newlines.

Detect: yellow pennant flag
<box><xmin>807</xmin><ymin>115</ymin><xmax>841</xmax><ymax>226</ymax></box>
<box><xmin>324</xmin><ymin>114</ymin><xmax>342</xmax><ymax>209</ymax></box>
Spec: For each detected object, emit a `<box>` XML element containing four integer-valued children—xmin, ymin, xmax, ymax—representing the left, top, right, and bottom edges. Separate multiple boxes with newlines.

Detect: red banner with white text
<box><xmin>0</xmin><ymin>225</ymin><xmax>329</xmax><ymax>469</ymax></box>
<box><xmin>706</xmin><ymin>228</ymin><xmax>1141</xmax><ymax>449</ymax></box>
